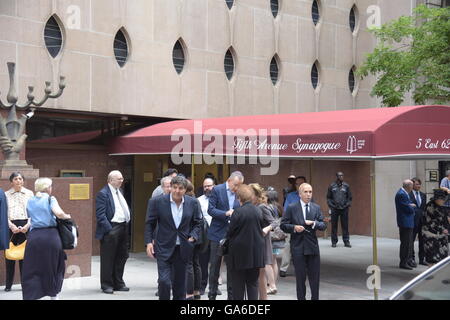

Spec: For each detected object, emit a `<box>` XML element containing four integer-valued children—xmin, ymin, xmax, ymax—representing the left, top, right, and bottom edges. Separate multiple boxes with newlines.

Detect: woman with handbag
<box><xmin>21</xmin><ymin>178</ymin><xmax>71</xmax><ymax>300</ymax></box>
<box><xmin>4</xmin><ymin>172</ymin><xmax>33</xmax><ymax>292</ymax></box>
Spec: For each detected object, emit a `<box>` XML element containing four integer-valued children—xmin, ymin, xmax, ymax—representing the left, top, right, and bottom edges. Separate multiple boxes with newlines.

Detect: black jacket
<box><xmin>280</xmin><ymin>201</ymin><xmax>327</xmax><ymax>256</ymax></box>
<box><xmin>409</xmin><ymin>190</ymin><xmax>426</xmax><ymax>227</ymax></box>
<box><xmin>226</xmin><ymin>202</ymin><xmax>265</xmax><ymax>270</ymax></box>
<box><xmin>326</xmin><ymin>181</ymin><xmax>352</xmax><ymax>210</ymax></box>
<box><xmin>144</xmin><ymin>194</ymin><xmax>203</xmax><ymax>263</ymax></box>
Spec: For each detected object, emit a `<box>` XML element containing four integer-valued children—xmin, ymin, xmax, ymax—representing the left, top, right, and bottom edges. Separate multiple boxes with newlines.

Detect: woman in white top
<box><xmin>4</xmin><ymin>172</ymin><xmax>34</xmax><ymax>292</ymax></box>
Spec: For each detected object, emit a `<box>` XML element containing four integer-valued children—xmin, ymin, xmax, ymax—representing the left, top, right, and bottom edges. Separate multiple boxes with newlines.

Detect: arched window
<box><xmin>44</xmin><ymin>16</ymin><xmax>63</xmax><ymax>58</ymax></box>
<box><xmin>271</xmin><ymin>0</ymin><xmax>279</xmax><ymax>18</ymax></box>
<box><xmin>348</xmin><ymin>67</ymin><xmax>356</xmax><ymax>93</ymax></box>
<box><xmin>349</xmin><ymin>5</ymin><xmax>357</xmax><ymax>33</ymax></box>
<box><xmin>312</xmin><ymin>0</ymin><xmax>320</xmax><ymax>26</ymax></box>
<box><xmin>224</xmin><ymin>48</ymin><xmax>235</xmax><ymax>81</ymax></box>
<box><xmin>172</xmin><ymin>39</ymin><xmax>186</xmax><ymax>74</ymax></box>
<box><xmin>270</xmin><ymin>55</ymin><xmax>280</xmax><ymax>85</ymax></box>
<box><xmin>114</xmin><ymin>28</ymin><xmax>129</xmax><ymax>67</ymax></box>
<box><xmin>311</xmin><ymin>61</ymin><xmax>319</xmax><ymax>90</ymax></box>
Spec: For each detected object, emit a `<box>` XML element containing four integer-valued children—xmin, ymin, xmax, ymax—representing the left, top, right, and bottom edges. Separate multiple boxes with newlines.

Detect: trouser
<box><xmin>208</xmin><ymin>241</ymin><xmax>233</xmax><ymax>300</ymax></box>
<box><xmin>279</xmin><ymin>234</ymin><xmax>291</xmax><ymax>272</ymax></box>
<box><xmin>199</xmin><ymin>242</ymin><xmax>210</xmax><ymax>291</ymax></box>
<box><xmin>331</xmin><ymin>208</ymin><xmax>350</xmax><ymax>244</ymax></box>
<box><xmin>100</xmin><ymin>222</ymin><xmax>129</xmax><ymax>290</ymax></box>
<box><xmin>230</xmin><ymin>268</ymin><xmax>259</xmax><ymax>300</ymax></box>
<box><xmin>157</xmin><ymin>246</ymin><xmax>187</xmax><ymax>300</ymax></box>
<box><xmin>292</xmin><ymin>254</ymin><xmax>320</xmax><ymax>300</ymax></box>
<box><xmin>411</xmin><ymin>220</ymin><xmax>425</xmax><ymax>262</ymax></box>
<box><xmin>4</xmin><ymin>219</ymin><xmax>28</xmax><ymax>289</ymax></box>
<box><xmin>399</xmin><ymin>227</ymin><xmax>414</xmax><ymax>266</ymax></box>
<box><xmin>186</xmin><ymin>246</ymin><xmax>202</xmax><ymax>294</ymax></box>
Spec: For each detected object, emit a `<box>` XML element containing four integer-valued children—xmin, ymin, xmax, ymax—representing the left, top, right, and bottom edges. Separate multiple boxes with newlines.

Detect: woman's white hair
<box><xmin>35</xmin><ymin>177</ymin><xmax>53</xmax><ymax>193</ymax></box>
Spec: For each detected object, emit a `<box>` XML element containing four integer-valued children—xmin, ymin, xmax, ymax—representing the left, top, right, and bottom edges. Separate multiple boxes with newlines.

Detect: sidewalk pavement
<box><xmin>0</xmin><ymin>236</ymin><xmax>426</xmax><ymax>300</ymax></box>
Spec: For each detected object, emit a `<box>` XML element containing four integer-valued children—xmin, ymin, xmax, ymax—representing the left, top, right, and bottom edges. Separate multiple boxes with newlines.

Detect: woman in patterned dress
<box><xmin>422</xmin><ymin>189</ymin><xmax>450</xmax><ymax>266</ymax></box>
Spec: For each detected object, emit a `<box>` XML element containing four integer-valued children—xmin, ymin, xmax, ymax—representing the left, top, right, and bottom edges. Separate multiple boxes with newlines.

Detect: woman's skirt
<box><xmin>22</xmin><ymin>227</ymin><xmax>66</xmax><ymax>300</ymax></box>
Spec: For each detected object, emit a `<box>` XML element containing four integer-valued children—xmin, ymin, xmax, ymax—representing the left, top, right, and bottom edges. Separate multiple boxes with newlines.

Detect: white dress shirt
<box><xmin>299</xmin><ymin>199</ymin><xmax>316</xmax><ymax>229</ymax></box>
<box><xmin>170</xmin><ymin>193</ymin><xmax>184</xmax><ymax>245</ymax></box>
<box><xmin>108</xmin><ymin>184</ymin><xmax>130</xmax><ymax>223</ymax></box>
<box><xmin>197</xmin><ymin>194</ymin><xmax>212</xmax><ymax>226</ymax></box>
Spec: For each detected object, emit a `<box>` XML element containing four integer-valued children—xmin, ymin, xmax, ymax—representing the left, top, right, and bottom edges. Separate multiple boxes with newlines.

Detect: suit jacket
<box><xmin>226</xmin><ymin>202</ymin><xmax>265</xmax><ymax>270</ymax></box>
<box><xmin>144</xmin><ymin>194</ymin><xmax>203</xmax><ymax>262</ymax></box>
<box><xmin>95</xmin><ymin>185</ymin><xmax>131</xmax><ymax>240</ymax></box>
<box><xmin>409</xmin><ymin>190</ymin><xmax>426</xmax><ymax>227</ymax></box>
<box><xmin>207</xmin><ymin>183</ymin><xmax>240</xmax><ymax>242</ymax></box>
<box><xmin>280</xmin><ymin>201</ymin><xmax>326</xmax><ymax>256</ymax></box>
<box><xmin>395</xmin><ymin>188</ymin><xmax>415</xmax><ymax>228</ymax></box>
<box><xmin>0</xmin><ymin>189</ymin><xmax>9</xmax><ymax>250</ymax></box>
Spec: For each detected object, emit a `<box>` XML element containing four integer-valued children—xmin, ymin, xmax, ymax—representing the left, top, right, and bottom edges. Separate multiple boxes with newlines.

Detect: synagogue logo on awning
<box><xmin>346</xmin><ymin>136</ymin><xmax>366</xmax><ymax>154</ymax></box>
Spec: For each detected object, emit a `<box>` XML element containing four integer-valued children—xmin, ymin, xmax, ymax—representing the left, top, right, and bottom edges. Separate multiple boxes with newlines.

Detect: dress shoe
<box><xmin>194</xmin><ymin>294</ymin><xmax>201</xmax><ymax>300</ymax></box>
<box><xmin>102</xmin><ymin>288</ymin><xmax>114</xmax><ymax>294</ymax></box>
<box><xmin>4</xmin><ymin>288</ymin><xmax>11</xmax><ymax>292</ymax></box>
<box><xmin>217</xmin><ymin>289</ymin><xmax>222</xmax><ymax>295</ymax></box>
<box><xmin>344</xmin><ymin>242</ymin><xmax>352</xmax><ymax>248</ymax></box>
<box><xmin>208</xmin><ymin>295</ymin><xmax>216</xmax><ymax>300</ymax></box>
<box><xmin>419</xmin><ymin>261</ymin><xmax>428</xmax><ymax>266</ymax></box>
<box><xmin>331</xmin><ymin>243</ymin><xmax>337</xmax><ymax>248</ymax></box>
<box><xmin>408</xmin><ymin>261</ymin><xmax>417</xmax><ymax>268</ymax></box>
<box><xmin>200</xmin><ymin>288</ymin><xmax>206</xmax><ymax>296</ymax></box>
<box><xmin>279</xmin><ymin>270</ymin><xmax>287</xmax><ymax>277</ymax></box>
<box><xmin>399</xmin><ymin>264</ymin><xmax>413</xmax><ymax>270</ymax></box>
<box><xmin>114</xmin><ymin>286</ymin><xmax>130</xmax><ymax>292</ymax></box>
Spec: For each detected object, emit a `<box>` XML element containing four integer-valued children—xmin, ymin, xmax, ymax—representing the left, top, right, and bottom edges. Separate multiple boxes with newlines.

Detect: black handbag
<box><xmin>197</xmin><ymin>218</ymin><xmax>210</xmax><ymax>254</ymax></box>
<box><xmin>217</xmin><ymin>238</ymin><xmax>229</xmax><ymax>256</ymax></box>
<box><xmin>49</xmin><ymin>196</ymin><xmax>79</xmax><ymax>250</ymax></box>
<box><xmin>56</xmin><ymin>218</ymin><xmax>79</xmax><ymax>250</ymax></box>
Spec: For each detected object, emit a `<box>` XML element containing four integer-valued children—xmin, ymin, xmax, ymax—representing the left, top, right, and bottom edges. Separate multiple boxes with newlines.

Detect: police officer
<box><xmin>327</xmin><ymin>172</ymin><xmax>352</xmax><ymax>248</ymax></box>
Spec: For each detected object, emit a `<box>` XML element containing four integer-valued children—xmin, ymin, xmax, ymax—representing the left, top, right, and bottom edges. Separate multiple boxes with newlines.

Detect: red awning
<box><xmin>109</xmin><ymin>105</ymin><xmax>450</xmax><ymax>159</ymax></box>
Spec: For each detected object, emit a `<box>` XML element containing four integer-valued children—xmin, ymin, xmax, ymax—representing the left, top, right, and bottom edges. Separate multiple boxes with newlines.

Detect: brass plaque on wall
<box><xmin>69</xmin><ymin>184</ymin><xmax>90</xmax><ymax>200</ymax></box>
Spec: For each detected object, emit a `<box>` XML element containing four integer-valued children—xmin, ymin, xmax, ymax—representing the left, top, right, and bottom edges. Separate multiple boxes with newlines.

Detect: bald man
<box><xmin>280</xmin><ymin>183</ymin><xmax>327</xmax><ymax>300</ymax></box>
<box><xmin>96</xmin><ymin>170</ymin><xmax>132</xmax><ymax>294</ymax></box>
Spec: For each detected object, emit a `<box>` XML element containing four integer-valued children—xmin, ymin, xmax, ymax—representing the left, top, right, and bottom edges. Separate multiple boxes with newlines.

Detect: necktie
<box><xmin>416</xmin><ymin>191</ymin><xmax>421</xmax><ymax>207</ymax></box>
<box><xmin>305</xmin><ymin>204</ymin><xmax>309</xmax><ymax>220</ymax></box>
<box><xmin>116</xmin><ymin>190</ymin><xmax>130</xmax><ymax>222</ymax></box>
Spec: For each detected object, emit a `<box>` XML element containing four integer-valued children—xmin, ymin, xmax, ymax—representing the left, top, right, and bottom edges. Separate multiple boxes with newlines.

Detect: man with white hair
<box><xmin>395</xmin><ymin>179</ymin><xmax>416</xmax><ymax>270</ymax></box>
<box><xmin>95</xmin><ymin>170</ymin><xmax>131</xmax><ymax>294</ymax></box>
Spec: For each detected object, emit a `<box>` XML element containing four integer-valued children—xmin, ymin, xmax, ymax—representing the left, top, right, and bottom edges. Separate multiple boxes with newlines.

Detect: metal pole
<box><xmin>370</xmin><ymin>159</ymin><xmax>379</xmax><ymax>300</ymax></box>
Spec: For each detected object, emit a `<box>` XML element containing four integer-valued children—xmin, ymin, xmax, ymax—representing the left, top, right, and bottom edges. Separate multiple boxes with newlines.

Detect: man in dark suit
<box><xmin>280</xmin><ymin>183</ymin><xmax>327</xmax><ymax>300</ymax></box>
<box><xmin>95</xmin><ymin>170</ymin><xmax>131</xmax><ymax>294</ymax></box>
<box><xmin>409</xmin><ymin>177</ymin><xmax>427</xmax><ymax>266</ymax></box>
<box><xmin>145</xmin><ymin>175</ymin><xmax>203</xmax><ymax>300</ymax></box>
<box><xmin>207</xmin><ymin>171</ymin><xmax>244</xmax><ymax>300</ymax></box>
<box><xmin>395</xmin><ymin>179</ymin><xmax>416</xmax><ymax>270</ymax></box>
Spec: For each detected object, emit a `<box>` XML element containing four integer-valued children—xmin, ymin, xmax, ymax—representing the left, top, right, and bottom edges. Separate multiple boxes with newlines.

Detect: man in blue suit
<box><xmin>95</xmin><ymin>170</ymin><xmax>132</xmax><ymax>294</ymax></box>
<box><xmin>395</xmin><ymin>179</ymin><xmax>416</xmax><ymax>270</ymax></box>
<box><xmin>145</xmin><ymin>175</ymin><xmax>203</xmax><ymax>300</ymax></box>
<box><xmin>207</xmin><ymin>171</ymin><xmax>244</xmax><ymax>300</ymax></box>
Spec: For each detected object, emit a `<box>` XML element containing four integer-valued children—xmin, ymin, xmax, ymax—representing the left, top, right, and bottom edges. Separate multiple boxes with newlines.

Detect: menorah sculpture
<box><xmin>0</xmin><ymin>62</ymin><xmax>65</xmax><ymax>167</ymax></box>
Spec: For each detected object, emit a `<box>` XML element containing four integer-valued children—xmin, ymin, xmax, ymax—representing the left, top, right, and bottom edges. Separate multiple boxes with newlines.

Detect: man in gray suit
<box><xmin>280</xmin><ymin>183</ymin><xmax>327</xmax><ymax>300</ymax></box>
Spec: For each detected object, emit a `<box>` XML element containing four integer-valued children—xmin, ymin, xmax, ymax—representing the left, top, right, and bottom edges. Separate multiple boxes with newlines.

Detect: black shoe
<box><xmin>186</xmin><ymin>296</ymin><xmax>195</xmax><ymax>300</ymax></box>
<box><xmin>208</xmin><ymin>295</ymin><xmax>216</xmax><ymax>300</ymax></box>
<box><xmin>217</xmin><ymin>289</ymin><xmax>222</xmax><ymax>295</ymax></box>
<box><xmin>279</xmin><ymin>271</ymin><xmax>287</xmax><ymax>277</ymax></box>
<box><xmin>194</xmin><ymin>295</ymin><xmax>201</xmax><ymax>300</ymax></box>
<box><xmin>155</xmin><ymin>291</ymin><xmax>159</xmax><ymax>296</ymax></box>
<box><xmin>4</xmin><ymin>288</ymin><xmax>11</xmax><ymax>292</ymax></box>
<box><xmin>408</xmin><ymin>261</ymin><xmax>417</xmax><ymax>268</ymax></box>
<box><xmin>344</xmin><ymin>242</ymin><xmax>352</xmax><ymax>248</ymax></box>
<box><xmin>114</xmin><ymin>286</ymin><xmax>130</xmax><ymax>292</ymax></box>
<box><xmin>399</xmin><ymin>264</ymin><xmax>413</xmax><ymax>270</ymax></box>
<box><xmin>200</xmin><ymin>288</ymin><xmax>206</xmax><ymax>296</ymax></box>
<box><xmin>419</xmin><ymin>261</ymin><xmax>428</xmax><ymax>266</ymax></box>
<box><xmin>332</xmin><ymin>243</ymin><xmax>337</xmax><ymax>248</ymax></box>
<box><xmin>102</xmin><ymin>288</ymin><xmax>114</xmax><ymax>294</ymax></box>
